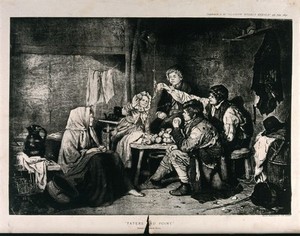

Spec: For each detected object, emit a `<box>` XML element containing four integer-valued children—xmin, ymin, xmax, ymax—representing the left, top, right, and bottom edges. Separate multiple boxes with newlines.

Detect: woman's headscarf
<box><xmin>58</xmin><ymin>107</ymin><xmax>100</xmax><ymax>173</ymax></box>
<box><xmin>65</xmin><ymin>107</ymin><xmax>91</xmax><ymax>131</ymax></box>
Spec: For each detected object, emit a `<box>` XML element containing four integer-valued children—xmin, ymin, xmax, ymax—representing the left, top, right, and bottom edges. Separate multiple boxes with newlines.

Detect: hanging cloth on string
<box><xmin>86</xmin><ymin>68</ymin><xmax>115</xmax><ymax>105</ymax></box>
<box><xmin>100</xmin><ymin>69</ymin><xmax>115</xmax><ymax>103</ymax></box>
<box><xmin>86</xmin><ymin>68</ymin><xmax>100</xmax><ymax>106</ymax></box>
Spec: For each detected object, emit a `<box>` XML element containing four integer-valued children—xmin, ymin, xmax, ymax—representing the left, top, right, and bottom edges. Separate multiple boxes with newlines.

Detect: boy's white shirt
<box><xmin>167</xmin><ymin>88</ymin><xmax>242</xmax><ymax>141</ymax></box>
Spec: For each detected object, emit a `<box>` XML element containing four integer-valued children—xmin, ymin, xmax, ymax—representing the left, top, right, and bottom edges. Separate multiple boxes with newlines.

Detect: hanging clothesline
<box><xmin>86</xmin><ymin>66</ymin><xmax>117</xmax><ymax>108</ymax></box>
<box><xmin>82</xmin><ymin>63</ymin><xmax>119</xmax><ymax>73</ymax></box>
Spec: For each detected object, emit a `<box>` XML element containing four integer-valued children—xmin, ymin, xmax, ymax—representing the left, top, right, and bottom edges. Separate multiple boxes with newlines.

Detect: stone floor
<box><xmin>9</xmin><ymin>177</ymin><xmax>289</xmax><ymax>216</ymax></box>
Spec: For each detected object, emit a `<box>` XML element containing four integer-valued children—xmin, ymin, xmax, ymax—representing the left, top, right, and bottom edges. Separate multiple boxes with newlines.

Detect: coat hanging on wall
<box><xmin>251</xmin><ymin>30</ymin><xmax>283</xmax><ymax>115</ymax></box>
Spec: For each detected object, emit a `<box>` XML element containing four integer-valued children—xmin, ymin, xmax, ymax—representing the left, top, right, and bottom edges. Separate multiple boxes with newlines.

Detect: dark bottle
<box><xmin>24</xmin><ymin>125</ymin><xmax>47</xmax><ymax>157</ymax></box>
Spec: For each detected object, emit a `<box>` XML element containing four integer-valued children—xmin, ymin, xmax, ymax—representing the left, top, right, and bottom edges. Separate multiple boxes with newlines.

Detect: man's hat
<box><xmin>183</xmin><ymin>99</ymin><xmax>204</xmax><ymax>113</ymax></box>
<box><xmin>209</xmin><ymin>85</ymin><xmax>229</xmax><ymax>101</ymax></box>
<box><xmin>230</xmin><ymin>96</ymin><xmax>244</xmax><ymax>107</ymax></box>
<box><xmin>263</xmin><ymin>116</ymin><xmax>285</xmax><ymax>135</ymax></box>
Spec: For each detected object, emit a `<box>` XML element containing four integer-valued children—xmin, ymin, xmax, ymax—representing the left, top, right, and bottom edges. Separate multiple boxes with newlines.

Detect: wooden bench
<box><xmin>230</xmin><ymin>148</ymin><xmax>252</xmax><ymax>180</ymax></box>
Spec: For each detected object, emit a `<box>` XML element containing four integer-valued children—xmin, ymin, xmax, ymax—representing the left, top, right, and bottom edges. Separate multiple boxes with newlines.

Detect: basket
<box><xmin>13</xmin><ymin>173</ymin><xmax>42</xmax><ymax>196</ymax></box>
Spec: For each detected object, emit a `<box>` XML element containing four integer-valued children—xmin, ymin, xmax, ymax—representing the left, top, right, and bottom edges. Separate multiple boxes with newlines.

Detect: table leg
<box><xmin>244</xmin><ymin>158</ymin><xmax>251</xmax><ymax>180</ymax></box>
<box><xmin>106</xmin><ymin>124</ymin><xmax>110</xmax><ymax>150</ymax></box>
<box><xmin>134</xmin><ymin>150</ymin><xmax>144</xmax><ymax>186</ymax></box>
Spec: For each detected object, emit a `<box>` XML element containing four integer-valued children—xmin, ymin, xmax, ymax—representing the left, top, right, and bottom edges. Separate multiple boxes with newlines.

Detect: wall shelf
<box><xmin>222</xmin><ymin>27</ymin><xmax>272</xmax><ymax>42</ymax></box>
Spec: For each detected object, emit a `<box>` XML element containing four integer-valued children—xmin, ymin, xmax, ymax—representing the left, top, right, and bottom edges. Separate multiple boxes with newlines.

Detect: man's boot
<box><xmin>140</xmin><ymin>165</ymin><xmax>170</xmax><ymax>190</ymax></box>
<box><xmin>151</xmin><ymin>164</ymin><xmax>170</xmax><ymax>181</ymax></box>
<box><xmin>169</xmin><ymin>182</ymin><xmax>191</xmax><ymax>196</ymax></box>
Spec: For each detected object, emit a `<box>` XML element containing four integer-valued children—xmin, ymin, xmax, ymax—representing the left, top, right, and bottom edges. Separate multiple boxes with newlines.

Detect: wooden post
<box><xmin>124</xmin><ymin>19</ymin><xmax>131</xmax><ymax>104</ymax></box>
<box><xmin>130</xmin><ymin>19</ymin><xmax>141</xmax><ymax>99</ymax></box>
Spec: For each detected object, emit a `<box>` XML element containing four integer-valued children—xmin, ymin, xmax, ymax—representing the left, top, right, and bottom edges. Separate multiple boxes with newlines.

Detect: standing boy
<box><xmin>149</xmin><ymin>65</ymin><xmax>192</xmax><ymax>134</ymax></box>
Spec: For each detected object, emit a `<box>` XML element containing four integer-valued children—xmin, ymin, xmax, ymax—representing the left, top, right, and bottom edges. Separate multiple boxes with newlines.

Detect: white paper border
<box><xmin>1</xmin><ymin>0</ymin><xmax>300</xmax><ymax>233</ymax></box>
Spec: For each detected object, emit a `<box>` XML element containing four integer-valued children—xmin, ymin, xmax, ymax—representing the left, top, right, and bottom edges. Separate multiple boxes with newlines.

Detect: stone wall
<box><xmin>10</xmin><ymin>54</ymin><xmax>125</xmax><ymax>137</ymax></box>
<box><xmin>10</xmin><ymin>18</ymin><xmax>127</xmax><ymax>138</ymax></box>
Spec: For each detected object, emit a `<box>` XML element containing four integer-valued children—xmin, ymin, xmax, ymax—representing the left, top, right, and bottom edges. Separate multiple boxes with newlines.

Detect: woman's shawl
<box><xmin>58</xmin><ymin>107</ymin><xmax>100</xmax><ymax>174</ymax></box>
<box><xmin>111</xmin><ymin>115</ymin><xmax>140</xmax><ymax>142</ymax></box>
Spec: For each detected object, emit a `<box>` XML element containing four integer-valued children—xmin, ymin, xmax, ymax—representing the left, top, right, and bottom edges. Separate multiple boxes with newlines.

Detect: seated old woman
<box><xmin>48</xmin><ymin>106</ymin><xmax>144</xmax><ymax>207</ymax></box>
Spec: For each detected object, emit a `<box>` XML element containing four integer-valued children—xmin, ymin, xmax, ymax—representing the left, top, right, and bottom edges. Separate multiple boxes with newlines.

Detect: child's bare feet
<box><xmin>128</xmin><ymin>189</ymin><xmax>145</xmax><ymax>197</ymax></box>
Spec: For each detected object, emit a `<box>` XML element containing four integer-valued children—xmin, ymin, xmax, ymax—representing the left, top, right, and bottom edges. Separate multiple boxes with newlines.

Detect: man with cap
<box><xmin>159</xmin><ymin>84</ymin><xmax>251</xmax><ymax>183</ymax></box>
<box><xmin>251</xmin><ymin>116</ymin><xmax>290</xmax><ymax>210</ymax></box>
<box><xmin>206</xmin><ymin>85</ymin><xmax>251</xmax><ymax>153</ymax></box>
<box><xmin>141</xmin><ymin>99</ymin><xmax>226</xmax><ymax>196</ymax></box>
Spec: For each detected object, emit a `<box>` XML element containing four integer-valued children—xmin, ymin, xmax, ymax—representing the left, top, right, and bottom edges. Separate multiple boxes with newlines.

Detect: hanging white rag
<box><xmin>253</xmin><ymin>133</ymin><xmax>276</xmax><ymax>183</ymax></box>
<box><xmin>101</xmin><ymin>68</ymin><xmax>115</xmax><ymax>103</ymax></box>
<box><xmin>86</xmin><ymin>68</ymin><xmax>100</xmax><ymax>106</ymax></box>
<box><xmin>16</xmin><ymin>152</ymin><xmax>47</xmax><ymax>190</ymax></box>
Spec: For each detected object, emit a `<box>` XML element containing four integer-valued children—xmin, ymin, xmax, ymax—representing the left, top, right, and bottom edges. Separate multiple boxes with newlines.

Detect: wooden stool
<box><xmin>230</xmin><ymin>148</ymin><xmax>252</xmax><ymax>180</ymax></box>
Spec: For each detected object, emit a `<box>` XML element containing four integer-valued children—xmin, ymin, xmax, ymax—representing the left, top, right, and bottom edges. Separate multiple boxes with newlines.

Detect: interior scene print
<box><xmin>9</xmin><ymin>18</ymin><xmax>292</xmax><ymax>215</ymax></box>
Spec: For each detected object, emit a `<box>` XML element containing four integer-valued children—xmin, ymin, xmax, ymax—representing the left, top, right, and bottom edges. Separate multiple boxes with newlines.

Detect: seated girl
<box><xmin>53</xmin><ymin>106</ymin><xmax>144</xmax><ymax>207</ymax></box>
<box><xmin>111</xmin><ymin>91</ymin><xmax>152</xmax><ymax>168</ymax></box>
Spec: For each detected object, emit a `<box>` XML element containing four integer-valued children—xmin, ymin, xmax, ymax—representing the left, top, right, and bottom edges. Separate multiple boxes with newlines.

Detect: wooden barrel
<box><xmin>266</xmin><ymin>139</ymin><xmax>290</xmax><ymax>191</ymax></box>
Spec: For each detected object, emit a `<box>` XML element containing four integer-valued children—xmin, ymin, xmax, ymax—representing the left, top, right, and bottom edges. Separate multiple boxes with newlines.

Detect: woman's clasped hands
<box><xmin>86</xmin><ymin>145</ymin><xmax>107</xmax><ymax>154</ymax></box>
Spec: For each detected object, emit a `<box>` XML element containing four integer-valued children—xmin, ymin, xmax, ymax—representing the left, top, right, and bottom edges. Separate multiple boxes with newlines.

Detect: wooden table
<box><xmin>130</xmin><ymin>142</ymin><xmax>174</xmax><ymax>186</ymax></box>
<box><xmin>98</xmin><ymin>119</ymin><xmax>119</xmax><ymax>150</ymax></box>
